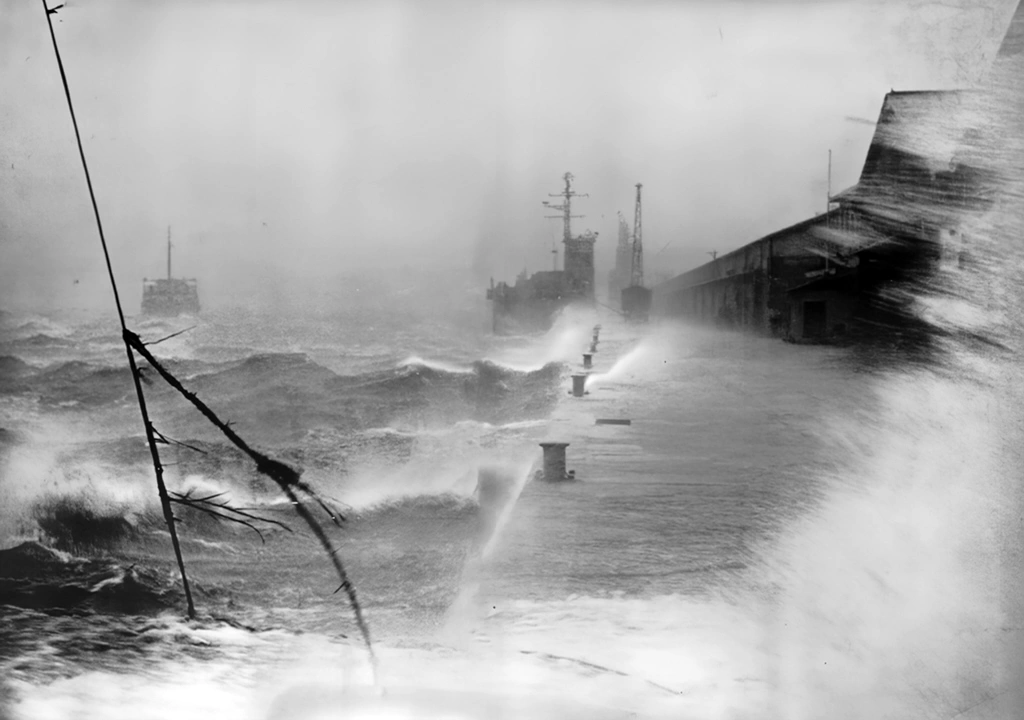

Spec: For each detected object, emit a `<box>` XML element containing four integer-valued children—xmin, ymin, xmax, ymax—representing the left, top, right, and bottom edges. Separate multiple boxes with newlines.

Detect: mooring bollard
<box><xmin>589</xmin><ymin>341</ymin><xmax>598</xmax><ymax>353</ymax></box>
<box><xmin>539</xmin><ymin>442</ymin><xmax>571</xmax><ymax>482</ymax></box>
<box><xmin>582</xmin><ymin>353</ymin><xmax>592</xmax><ymax>369</ymax></box>
<box><xmin>571</xmin><ymin>374</ymin><xmax>588</xmax><ymax>397</ymax></box>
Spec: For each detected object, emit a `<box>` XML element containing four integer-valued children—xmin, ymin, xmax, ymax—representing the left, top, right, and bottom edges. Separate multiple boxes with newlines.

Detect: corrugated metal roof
<box><xmin>834</xmin><ymin>88</ymin><xmax>998</xmax><ymax>222</ymax></box>
<box><xmin>859</xmin><ymin>91</ymin><xmax>978</xmax><ymax>184</ymax></box>
<box><xmin>838</xmin><ymin>2</ymin><xmax>1021</xmax><ymax>207</ymax></box>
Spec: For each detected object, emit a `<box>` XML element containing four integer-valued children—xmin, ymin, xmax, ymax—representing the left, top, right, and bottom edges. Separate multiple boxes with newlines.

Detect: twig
<box><xmin>152</xmin><ymin>427</ymin><xmax>208</xmax><ymax>455</ymax></box>
<box><xmin>168</xmin><ymin>492</ymin><xmax>293</xmax><ymax>543</ymax></box>
<box><xmin>170</xmin><ymin>498</ymin><xmax>271</xmax><ymax>542</ymax></box>
<box><xmin>177</xmin><ymin>489</ymin><xmax>228</xmax><ymax>503</ymax></box>
<box><xmin>170</xmin><ymin>490</ymin><xmax>294</xmax><ymax>533</ymax></box>
<box><xmin>146</xmin><ymin>325</ymin><xmax>197</xmax><ymax>346</ymax></box>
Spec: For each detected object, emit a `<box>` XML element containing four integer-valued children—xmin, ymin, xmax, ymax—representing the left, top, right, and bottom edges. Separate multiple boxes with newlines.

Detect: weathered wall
<box><xmin>651</xmin><ymin>215</ymin><xmax>831</xmax><ymax>335</ymax></box>
<box><xmin>663</xmin><ymin>272</ymin><xmax>768</xmax><ymax>329</ymax></box>
<box><xmin>787</xmin><ymin>288</ymin><xmax>858</xmax><ymax>342</ymax></box>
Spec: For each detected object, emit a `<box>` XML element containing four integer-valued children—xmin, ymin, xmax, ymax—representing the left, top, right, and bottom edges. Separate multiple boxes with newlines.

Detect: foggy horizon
<box><xmin>1</xmin><ymin>0</ymin><xmax>1019</xmax><ymax>315</ymax></box>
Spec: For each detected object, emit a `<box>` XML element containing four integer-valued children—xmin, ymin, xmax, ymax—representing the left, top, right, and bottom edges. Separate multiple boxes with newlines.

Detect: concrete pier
<box><xmin>539</xmin><ymin>442</ymin><xmax>572</xmax><ymax>482</ymax></box>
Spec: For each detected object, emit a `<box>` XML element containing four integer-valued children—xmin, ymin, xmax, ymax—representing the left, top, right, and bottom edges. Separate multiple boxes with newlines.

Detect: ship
<box><xmin>141</xmin><ymin>227</ymin><xmax>200</xmax><ymax>316</ymax></box>
<box><xmin>486</xmin><ymin>172</ymin><xmax>598</xmax><ymax>334</ymax></box>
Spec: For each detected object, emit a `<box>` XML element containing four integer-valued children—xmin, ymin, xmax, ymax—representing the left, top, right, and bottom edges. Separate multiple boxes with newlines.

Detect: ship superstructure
<box><xmin>607</xmin><ymin>212</ymin><xmax>632</xmax><ymax>302</ymax></box>
<box><xmin>141</xmin><ymin>227</ymin><xmax>200</xmax><ymax>316</ymax></box>
<box><xmin>486</xmin><ymin>173</ymin><xmax>598</xmax><ymax>334</ymax></box>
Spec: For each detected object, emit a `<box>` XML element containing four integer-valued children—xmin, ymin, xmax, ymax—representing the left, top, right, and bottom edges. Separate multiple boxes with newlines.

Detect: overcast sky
<box><xmin>0</xmin><ymin>0</ymin><xmax>1019</xmax><ymax>313</ymax></box>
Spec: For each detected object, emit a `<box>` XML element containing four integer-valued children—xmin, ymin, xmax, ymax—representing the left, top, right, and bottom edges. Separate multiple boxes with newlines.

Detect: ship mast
<box><xmin>542</xmin><ymin>172</ymin><xmax>587</xmax><ymax>268</ymax></box>
<box><xmin>166</xmin><ymin>226</ymin><xmax>172</xmax><ymax>281</ymax></box>
<box><xmin>631</xmin><ymin>183</ymin><xmax>643</xmax><ymax>287</ymax></box>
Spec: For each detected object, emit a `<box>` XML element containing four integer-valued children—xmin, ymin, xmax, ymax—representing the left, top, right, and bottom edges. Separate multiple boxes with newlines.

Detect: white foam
<box><xmin>397</xmin><ymin>356</ymin><xmax>474</xmax><ymax>375</ymax></box>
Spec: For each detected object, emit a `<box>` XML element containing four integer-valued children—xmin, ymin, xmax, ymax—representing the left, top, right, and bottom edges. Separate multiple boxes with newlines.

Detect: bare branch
<box><xmin>145</xmin><ymin>325</ymin><xmax>197</xmax><ymax>346</ymax></box>
<box><xmin>168</xmin><ymin>491</ymin><xmax>294</xmax><ymax>543</ymax></box>
<box><xmin>152</xmin><ymin>426</ymin><xmax>209</xmax><ymax>455</ymax></box>
<box><xmin>124</xmin><ymin>329</ymin><xmax>375</xmax><ymax>673</ymax></box>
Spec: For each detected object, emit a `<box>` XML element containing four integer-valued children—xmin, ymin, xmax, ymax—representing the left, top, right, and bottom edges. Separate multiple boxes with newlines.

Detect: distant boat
<box><xmin>141</xmin><ymin>226</ymin><xmax>200</xmax><ymax>316</ymax></box>
<box><xmin>486</xmin><ymin>172</ymin><xmax>598</xmax><ymax>334</ymax></box>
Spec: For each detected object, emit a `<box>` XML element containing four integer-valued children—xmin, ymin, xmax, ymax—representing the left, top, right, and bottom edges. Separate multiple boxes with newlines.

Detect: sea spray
<box><xmin>760</xmin><ymin>373</ymin><xmax>1011</xmax><ymax>719</ymax></box>
<box><xmin>489</xmin><ymin>310</ymin><xmax>596</xmax><ymax>372</ymax></box>
<box><xmin>441</xmin><ymin>459</ymin><xmax>537</xmax><ymax>648</ymax></box>
<box><xmin>584</xmin><ymin>343</ymin><xmax>647</xmax><ymax>391</ymax></box>
<box><xmin>758</xmin><ymin>42</ymin><xmax>1024</xmax><ymax>718</ymax></box>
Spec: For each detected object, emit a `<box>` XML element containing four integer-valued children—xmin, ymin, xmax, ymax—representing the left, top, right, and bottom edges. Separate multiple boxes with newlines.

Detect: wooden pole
<box><xmin>41</xmin><ymin>0</ymin><xmax>195</xmax><ymax>618</ymax></box>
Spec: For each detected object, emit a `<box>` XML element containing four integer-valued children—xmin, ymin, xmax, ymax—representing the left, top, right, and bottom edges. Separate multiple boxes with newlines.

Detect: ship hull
<box><xmin>141</xmin><ymin>278</ymin><xmax>200</xmax><ymax>317</ymax></box>
<box><xmin>491</xmin><ymin>297</ymin><xmax>567</xmax><ymax>335</ymax></box>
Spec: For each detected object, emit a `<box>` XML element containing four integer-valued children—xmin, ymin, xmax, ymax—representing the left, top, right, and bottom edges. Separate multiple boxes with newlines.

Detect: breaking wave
<box><xmin>0</xmin><ymin>349</ymin><xmax>564</xmax><ymax>433</ymax></box>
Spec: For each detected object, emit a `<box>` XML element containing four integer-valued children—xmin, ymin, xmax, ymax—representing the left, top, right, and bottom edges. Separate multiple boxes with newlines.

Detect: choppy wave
<box><xmin>0</xmin><ymin>541</ymin><xmax>182</xmax><ymax>615</ymax></box>
<box><xmin>4</xmin><ymin>316</ymin><xmax>74</xmax><ymax>339</ymax></box>
<box><xmin>15</xmin><ymin>333</ymin><xmax>75</xmax><ymax>348</ymax></box>
<box><xmin>0</xmin><ymin>345</ymin><xmax>564</xmax><ymax>435</ymax></box>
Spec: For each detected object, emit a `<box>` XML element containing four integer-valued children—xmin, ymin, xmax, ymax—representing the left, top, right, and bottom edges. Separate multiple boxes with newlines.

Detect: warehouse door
<box><xmin>803</xmin><ymin>300</ymin><xmax>827</xmax><ymax>339</ymax></box>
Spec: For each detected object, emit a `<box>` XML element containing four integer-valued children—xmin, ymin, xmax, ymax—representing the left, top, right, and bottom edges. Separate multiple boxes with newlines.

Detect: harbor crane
<box><xmin>620</xmin><ymin>182</ymin><xmax>653</xmax><ymax>321</ymax></box>
<box><xmin>630</xmin><ymin>183</ymin><xmax>644</xmax><ymax>288</ymax></box>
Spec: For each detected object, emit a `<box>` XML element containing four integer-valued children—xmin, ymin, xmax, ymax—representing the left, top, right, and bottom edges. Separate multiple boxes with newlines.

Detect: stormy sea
<box><xmin>4</xmin><ymin>10</ymin><xmax>1024</xmax><ymax>715</ymax></box>
<box><xmin>2</xmin><ymin>244</ymin><xmax>1024</xmax><ymax>720</ymax></box>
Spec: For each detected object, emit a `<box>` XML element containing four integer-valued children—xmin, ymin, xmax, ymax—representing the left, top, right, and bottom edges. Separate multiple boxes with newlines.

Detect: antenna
<box><xmin>166</xmin><ymin>226</ymin><xmax>172</xmax><ymax>280</ymax></box>
<box><xmin>544</xmin><ymin>172</ymin><xmax>586</xmax><ymax>245</ymax></box>
<box><xmin>630</xmin><ymin>183</ymin><xmax>643</xmax><ymax>287</ymax></box>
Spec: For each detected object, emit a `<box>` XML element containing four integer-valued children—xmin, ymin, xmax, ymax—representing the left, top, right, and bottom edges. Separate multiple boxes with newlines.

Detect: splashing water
<box><xmin>584</xmin><ymin>341</ymin><xmax>651</xmax><ymax>391</ymax></box>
